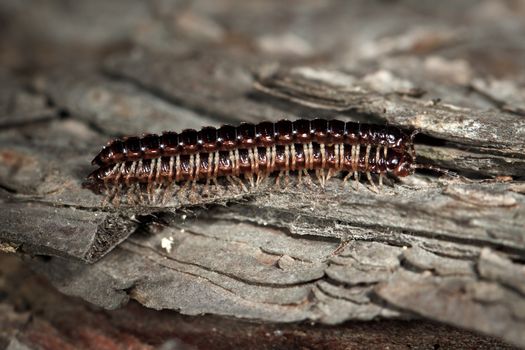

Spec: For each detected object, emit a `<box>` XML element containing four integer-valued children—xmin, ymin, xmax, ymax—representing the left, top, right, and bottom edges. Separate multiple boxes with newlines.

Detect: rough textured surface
<box><xmin>0</xmin><ymin>254</ymin><xmax>518</xmax><ymax>350</ymax></box>
<box><xmin>1</xmin><ymin>0</ymin><xmax>525</xmax><ymax>348</ymax></box>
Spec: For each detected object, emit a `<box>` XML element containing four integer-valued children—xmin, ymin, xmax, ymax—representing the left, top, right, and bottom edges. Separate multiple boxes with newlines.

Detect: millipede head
<box><xmin>91</xmin><ymin>145</ymin><xmax>109</xmax><ymax>166</ymax></box>
<box><xmin>388</xmin><ymin>151</ymin><xmax>415</xmax><ymax>177</ymax></box>
<box><xmin>83</xmin><ymin>166</ymin><xmax>115</xmax><ymax>193</ymax></box>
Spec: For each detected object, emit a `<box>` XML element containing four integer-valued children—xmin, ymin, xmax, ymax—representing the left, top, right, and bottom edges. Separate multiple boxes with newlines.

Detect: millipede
<box><xmin>84</xmin><ymin>119</ymin><xmax>423</xmax><ymax>205</ymax></box>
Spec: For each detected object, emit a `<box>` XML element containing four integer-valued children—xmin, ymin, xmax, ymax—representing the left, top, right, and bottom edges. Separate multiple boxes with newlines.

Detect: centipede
<box><xmin>84</xmin><ymin>119</ymin><xmax>421</xmax><ymax>205</ymax></box>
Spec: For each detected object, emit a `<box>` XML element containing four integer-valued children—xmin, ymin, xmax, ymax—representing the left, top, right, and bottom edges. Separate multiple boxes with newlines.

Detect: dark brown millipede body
<box><xmin>91</xmin><ymin>119</ymin><xmax>414</xmax><ymax>167</ymax></box>
<box><xmin>85</xmin><ymin>119</ymin><xmax>418</xmax><ymax>203</ymax></box>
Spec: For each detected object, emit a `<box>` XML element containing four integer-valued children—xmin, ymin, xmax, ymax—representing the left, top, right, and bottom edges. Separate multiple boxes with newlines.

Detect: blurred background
<box><xmin>2</xmin><ymin>0</ymin><xmax>525</xmax><ymax>78</ymax></box>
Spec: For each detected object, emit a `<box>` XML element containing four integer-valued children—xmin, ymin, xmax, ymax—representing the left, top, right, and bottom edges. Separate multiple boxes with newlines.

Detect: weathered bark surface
<box><xmin>1</xmin><ymin>0</ymin><xmax>525</xmax><ymax>348</ymax></box>
<box><xmin>1</xmin><ymin>254</ymin><xmax>516</xmax><ymax>350</ymax></box>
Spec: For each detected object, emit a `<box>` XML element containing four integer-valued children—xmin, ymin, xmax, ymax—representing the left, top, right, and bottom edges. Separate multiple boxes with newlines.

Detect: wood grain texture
<box><xmin>1</xmin><ymin>254</ymin><xmax>515</xmax><ymax>350</ymax></box>
<box><xmin>1</xmin><ymin>0</ymin><xmax>525</xmax><ymax>348</ymax></box>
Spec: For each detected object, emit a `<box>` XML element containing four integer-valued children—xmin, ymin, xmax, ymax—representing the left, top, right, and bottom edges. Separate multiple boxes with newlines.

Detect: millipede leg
<box><xmin>178</xmin><ymin>181</ymin><xmax>191</xmax><ymax>202</ymax></box>
<box><xmin>247</xmin><ymin>148</ymin><xmax>254</xmax><ymax>174</ymax></box>
<box><xmin>271</xmin><ymin>145</ymin><xmax>277</xmax><ymax>173</ymax></box>
<box><xmin>112</xmin><ymin>185</ymin><xmax>123</xmax><ymax>207</ymax></box>
<box><xmin>154</xmin><ymin>183</ymin><xmax>164</xmax><ymax>205</ymax></box>
<box><xmin>343</xmin><ymin>172</ymin><xmax>352</xmax><ymax>187</ymax></box>
<box><xmin>146</xmin><ymin>185</ymin><xmax>153</xmax><ymax>204</ymax></box>
<box><xmin>126</xmin><ymin>161</ymin><xmax>137</xmax><ymax>187</ymax></box>
<box><xmin>336</xmin><ymin>144</ymin><xmax>343</xmax><ymax>171</ymax></box>
<box><xmin>233</xmin><ymin>175</ymin><xmax>248</xmax><ymax>192</ymax></box>
<box><xmin>155</xmin><ymin>157</ymin><xmax>162</xmax><ymax>184</ymax></box>
<box><xmin>326</xmin><ymin>168</ymin><xmax>335</xmax><ymax>183</ymax></box>
<box><xmin>256</xmin><ymin>171</ymin><xmax>267</xmax><ymax>186</ymax></box>
<box><xmin>127</xmin><ymin>183</ymin><xmax>139</xmax><ymax>205</ymax></box>
<box><xmin>134</xmin><ymin>183</ymin><xmax>143</xmax><ymax>204</ymax></box>
<box><xmin>353</xmin><ymin>171</ymin><xmax>360</xmax><ymax>190</ymax></box>
<box><xmin>264</xmin><ymin>147</ymin><xmax>271</xmax><ymax>174</ymax></box>
<box><xmin>168</xmin><ymin>156</ymin><xmax>175</xmax><ymax>182</ymax></box>
<box><xmin>160</xmin><ymin>182</ymin><xmax>172</xmax><ymax>205</ymax></box>
<box><xmin>303</xmin><ymin>169</ymin><xmax>314</xmax><ymax>188</ymax></box>
<box><xmin>204</xmin><ymin>176</ymin><xmax>219</xmax><ymax>195</ymax></box>
<box><xmin>364</xmin><ymin>144</ymin><xmax>371</xmax><ymax>166</ymax></box>
<box><xmin>188</xmin><ymin>181</ymin><xmax>199</xmax><ymax>204</ymax></box>
<box><xmin>126</xmin><ymin>185</ymin><xmax>134</xmax><ymax>205</ymax></box>
<box><xmin>202</xmin><ymin>177</ymin><xmax>211</xmax><ymax>196</ymax></box>
<box><xmin>366</xmin><ymin>171</ymin><xmax>379</xmax><ymax>193</ymax></box>
<box><xmin>229</xmin><ymin>151</ymin><xmax>236</xmax><ymax>177</ymax></box>
<box><xmin>283</xmin><ymin>145</ymin><xmax>291</xmax><ymax>187</ymax></box>
<box><xmin>129</xmin><ymin>183</ymin><xmax>141</xmax><ymax>205</ymax></box>
<box><xmin>193</xmin><ymin>153</ymin><xmax>200</xmax><ymax>187</ymax></box>
<box><xmin>290</xmin><ymin>145</ymin><xmax>296</xmax><ymax>171</ymax></box>
<box><xmin>379</xmin><ymin>173</ymin><xmax>384</xmax><ymax>188</ymax></box>
<box><xmin>108</xmin><ymin>189</ymin><xmax>117</xmax><ymax>207</ymax></box>
<box><xmin>226</xmin><ymin>175</ymin><xmax>237</xmax><ymax>188</ymax></box>
<box><xmin>350</xmin><ymin>144</ymin><xmax>357</xmax><ymax>174</ymax></box>
<box><xmin>110</xmin><ymin>185</ymin><xmax>121</xmax><ymax>208</ymax></box>
<box><xmin>146</xmin><ymin>158</ymin><xmax>157</xmax><ymax>203</ymax></box>
<box><xmin>253</xmin><ymin>147</ymin><xmax>259</xmax><ymax>174</ymax></box>
<box><xmin>103</xmin><ymin>184</ymin><xmax>115</xmax><ymax>208</ymax></box>
<box><xmin>316</xmin><ymin>168</ymin><xmax>326</xmax><ymax>188</ymax></box>
<box><xmin>207</xmin><ymin>153</ymin><xmax>213</xmax><ymax>181</ymax></box>
<box><xmin>136</xmin><ymin>183</ymin><xmax>147</xmax><ymax>204</ymax></box>
<box><xmin>320</xmin><ymin>143</ymin><xmax>326</xmax><ymax>170</ymax></box>
<box><xmin>170</xmin><ymin>182</ymin><xmax>180</xmax><ymax>204</ymax></box>
<box><xmin>234</xmin><ymin>149</ymin><xmax>240</xmax><ymax>177</ymax></box>
<box><xmin>139</xmin><ymin>183</ymin><xmax>148</xmax><ymax>204</ymax></box>
<box><xmin>213</xmin><ymin>151</ymin><xmax>219</xmax><ymax>180</ymax></box>
<box><xmin>246</xmin><ymin>173</ymin><xmax>255</xmax><ymax>188</ymax></box>
<box><xmin>113</xmin><ymin>162</ymin><xmax>127</xmax><ymax>206</ymax></box>
<box><xmin>140</xmin><ymin>183</ymin><xmax>149</xmax><ymax>204</ymax></box>
<box><xmin>189</xmin><ymin>179</ymin><xmax>198</xmax><ymax>202</ymax></box>
<box><xmin>101</xmin><ymin>181</ymin><xmax>111</xmax><ymax>208</ymax></box>
<box><xmin>307</xmin><ymin>142</ymin><xmax>314</xmax><ymax>170</ymax></box>
<box><xmin>275</xmin><ymin>171</ymin><xmax>283</xmax><ymax>188</ymax></box>
<box><xmin>226</xmin><ymin>175</ymin><xmax>239</xmax><ymax>192</ymax></box>
<box><xmin>211</xmin><ymin>176</ymin><xmax>219</xmax><ymax>190</ymax></box>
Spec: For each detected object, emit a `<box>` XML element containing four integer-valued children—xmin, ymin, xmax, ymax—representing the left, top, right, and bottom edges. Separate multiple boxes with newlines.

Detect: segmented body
<box><xmin>85</xmin><ymin>119</ymin><xmax>417</xmax><ymax>201</ymax></box>
<box><xmin>91</xmin><ymin>120</ymin><xmax>414</xmax><ymax>167</ymax></box>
